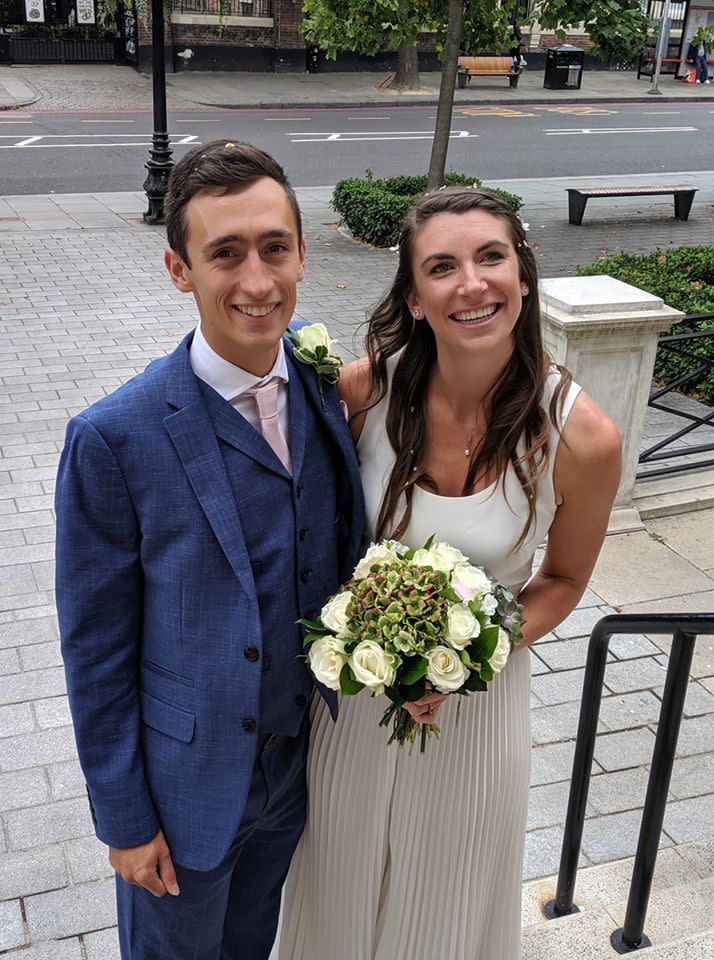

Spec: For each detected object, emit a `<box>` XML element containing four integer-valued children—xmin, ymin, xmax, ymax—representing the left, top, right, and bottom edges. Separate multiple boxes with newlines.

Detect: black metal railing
<box><xmin>637</xmin><ymin>314</ymin><xmax>714</xmax><ymax>480</ymax></box>
<box><xmin>170</xmin><ymin>0</ymin><xmax>272</xmax><ymax>15</ymax></box>
<box><xmin>545</xmin><ymin>613</ymin><xmax>714</xmax><ymax>953</ymax></box>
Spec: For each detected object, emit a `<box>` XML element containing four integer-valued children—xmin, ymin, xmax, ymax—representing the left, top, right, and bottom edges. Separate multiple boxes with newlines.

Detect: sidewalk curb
<box><xmin>193</xmin><ymin>94</ymin><xmax>714</xmax><ymax>110</ymax></box>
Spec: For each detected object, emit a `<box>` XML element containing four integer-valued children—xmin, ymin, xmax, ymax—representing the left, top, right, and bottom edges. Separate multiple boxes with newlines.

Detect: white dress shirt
<box><xmin>189</xmin><ymin>324</ymin><xmax>290</xmax><ymax>442</ymax></box>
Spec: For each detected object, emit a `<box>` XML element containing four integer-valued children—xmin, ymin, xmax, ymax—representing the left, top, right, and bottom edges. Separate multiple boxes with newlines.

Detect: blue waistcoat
<box><xmin>199</xmin><ymin>369</ymin><xmax>340</xmax><ymax>736</ymax></box>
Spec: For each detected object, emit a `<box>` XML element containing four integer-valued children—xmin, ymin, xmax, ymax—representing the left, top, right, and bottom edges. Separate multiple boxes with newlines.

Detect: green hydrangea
<box><xmin>347</xmin><ymin>560</ymin><xmax>450</xmax><ymax>657</ymax></box>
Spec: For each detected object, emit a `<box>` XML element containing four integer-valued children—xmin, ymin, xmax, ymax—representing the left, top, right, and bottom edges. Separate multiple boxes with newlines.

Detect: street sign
<box><xmin>24</xmin><ymin>0</ymin><xmax>44</xmax><ymax>23</ymax></box>
<box><xmin>76</xmin><ymin>0</ymin><xmax>96</xmax><ymax>25</ymax></box>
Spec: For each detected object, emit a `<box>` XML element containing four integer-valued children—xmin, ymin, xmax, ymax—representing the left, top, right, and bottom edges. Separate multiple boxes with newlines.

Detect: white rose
<box><xmin>489</xmin><ymin>628</ymin><xmax>512</xmax><ymax>674</ymax></box>
<box><xmin>481</xmin><ymin>593</ymin><xmax>499</xmax><ymax>617</ymax></box>
<box><xmin>308</xmin><ymin>636</ymin><xmax>347</xmax><ymax>690</ymax></box>
<box><xmin>353</xmin><ymin>542</ymin><xmax>400</xmax><ymax>580</ymax></box>
<box><xmin>445</xmin><ymin>603</ymin><xmax>480</xmax><ymax>650</ymax></box>
<box><xmin>319</xmin><ymin>591</ymin><xmax>352</xmax><ymax>636</ymax></box>
<box><xmin>296</xmin><ymin>322</ymin><xmax>332</xmax><ymax>354</ymax></box>
<box><xmin>451</xmin><ymin>563</ymin><xmax>493</xmax><ymax>601</ymax></box>
<box><xmin>412</xmin><ymin>547</ymin><xmax>438</xmax><ymax>570</ymax></box>
<box><xmin>350</xmin><ymin>640</ymin><xmax>399</xmax><ymax>693</ymax></box>
<box><xmin>426</xmin><ymin>645</ymin><xmax>470</xmax><ymax>693</ymax></box>
<box><xmin>430</xmin><ymin>541</ymin><xmax>467</xmax><ymax>571</ymax></box>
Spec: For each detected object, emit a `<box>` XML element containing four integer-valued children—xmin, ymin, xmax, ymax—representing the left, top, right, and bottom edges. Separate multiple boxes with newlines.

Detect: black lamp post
<box><xmin>143</xmin><ymin>0</ymin><xmax>174</xmax><ymax>223</ymax></box>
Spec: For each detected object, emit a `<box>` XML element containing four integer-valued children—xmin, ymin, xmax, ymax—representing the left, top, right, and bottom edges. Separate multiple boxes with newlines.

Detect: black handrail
<box><xmin>544</xmin><ymin>613</ymin><xmax>714</xmax><ymax>953</ymax></box>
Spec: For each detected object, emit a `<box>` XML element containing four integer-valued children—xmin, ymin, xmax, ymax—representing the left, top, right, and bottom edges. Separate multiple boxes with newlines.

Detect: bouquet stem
<box><xmin>379</xmin><ymin>702</ymin><xmax>441</xmax><ymax>754</ymax></box>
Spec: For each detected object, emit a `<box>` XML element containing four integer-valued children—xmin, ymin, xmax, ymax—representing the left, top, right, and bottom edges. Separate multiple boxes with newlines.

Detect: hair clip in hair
<box><xmin>224</xmin><ymin>142</ymin><xmax>236</xmax><ymax>150</ymax></box>
<box><xmin>517</xmin><ymin>239</ymin><xmax>529</xmax><ymax>249</ymax></box>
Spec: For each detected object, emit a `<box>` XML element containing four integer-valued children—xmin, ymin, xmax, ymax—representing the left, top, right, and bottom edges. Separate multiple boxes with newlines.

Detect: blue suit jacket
<box><xmin>55</xmin><ymin>331</ymin><xmax>365</xmax><ymax>871</ymax></box>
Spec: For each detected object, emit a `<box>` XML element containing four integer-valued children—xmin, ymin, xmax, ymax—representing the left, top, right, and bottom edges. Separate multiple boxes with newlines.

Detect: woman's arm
<box><xmin>338</xmin><ymin>357</ymin><xmax>372</xmax><ymax>443</ymax></box>
<box><xmin>516</xmin><ymin>391</ymin><xmax>622</xmax><ymax>647</ymax></box>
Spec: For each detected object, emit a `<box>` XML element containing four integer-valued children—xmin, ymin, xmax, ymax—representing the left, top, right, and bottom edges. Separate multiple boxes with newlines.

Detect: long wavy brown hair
<box><xmin>360</xmin><ymin>186</ymin><xmax>572</xmax><ymax>548</ymax></box>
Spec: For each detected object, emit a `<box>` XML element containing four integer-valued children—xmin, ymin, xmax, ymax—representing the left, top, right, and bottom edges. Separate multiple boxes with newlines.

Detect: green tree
<box><xmin>304</xmin><ymin>0</ymin><xmax>651</xmax><ymax>183</ymax></box>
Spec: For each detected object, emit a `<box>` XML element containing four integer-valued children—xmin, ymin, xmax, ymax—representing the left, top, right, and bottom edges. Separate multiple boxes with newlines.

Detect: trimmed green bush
<box><xmin>332</xmin><ymin>171</ymin><xmax>523</xmax><ymax>249</ymax></box>
<box><xmin>579</xmin><ymin>247</ymin><xmax>714</xmax><ymax>402</ymax></box>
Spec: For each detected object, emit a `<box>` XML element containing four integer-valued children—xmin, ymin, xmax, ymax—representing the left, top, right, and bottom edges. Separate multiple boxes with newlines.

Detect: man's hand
<box><xmin>109</xmin><ymin>830</ymin><xmax>180</xmax><ymax>898</ymax></box>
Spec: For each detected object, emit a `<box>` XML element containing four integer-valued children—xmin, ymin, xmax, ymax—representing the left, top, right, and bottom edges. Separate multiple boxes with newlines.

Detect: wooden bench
<box><xmin>457</xmin><ymin>56</ymin><xmax>520</xmax><ymax>89</ymax></box>
<box><xmin>566</xmin><ymin>186</ymin><xmax>697</xmax><ymax>225</ymax></box>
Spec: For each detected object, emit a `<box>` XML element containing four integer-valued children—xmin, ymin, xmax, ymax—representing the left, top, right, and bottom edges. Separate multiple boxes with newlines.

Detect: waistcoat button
<box><xmin>300</xmin><ymin>568</ymin><xmax>312</xmax><ymax>583</ymax></box>
<box><xmin>242</xmin><ymin>718</ymin><xmax>257</xmax><ymax>733</ymax></box>
<box><xmin>295</xmin><ymin>694</ymin><xmax>307</xmax><ymax>708</ymax></box>
<box><xmin>244</xmin><ymin>646</ymin><xmax>259</xmax><ymax>662</ymax></box>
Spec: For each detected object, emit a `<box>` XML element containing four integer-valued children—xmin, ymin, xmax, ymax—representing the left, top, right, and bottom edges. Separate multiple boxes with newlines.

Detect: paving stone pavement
<box><xmin>0</xmin><ymin>186</ymin><xmax>713</xmax><ymax>955</ymax></box>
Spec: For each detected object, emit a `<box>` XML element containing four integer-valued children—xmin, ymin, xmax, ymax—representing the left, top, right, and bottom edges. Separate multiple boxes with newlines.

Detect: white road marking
<box><xmin>81</xmin><ymin>119</ymin><xmax>136</xmax><ymax>123</ymax></box>
<box><xmin>264</xmin><ymin>117</ymin><xmax>312</xmax><ymax>121</ymax></box>
<box><xmin>544</xmin><ymin>125</ymin><xmax>697</xmax><ymax>136</ymax></box>
<box><xmin>175</xmin><ymin>135</ymin><xmax>199</xmax><ymax>143</ymax></box>
<box><xmin>0</xmin><ymin>138</ymin><xmax>202</xmax><ymax>149</ymax></box>
<box><xmin>346</xmin><ymin>116</ymin><xmax>391</xmax><ymax>120</ymax></box>
<box><xmin>174</xmin><ymin>119</ymin><xmax>221</xmax><ymax>122</ymax></box>
<box><xmin>288</xmin><ymin>130</ymin><xmax>477</xmax><ymax>142</ymax></box>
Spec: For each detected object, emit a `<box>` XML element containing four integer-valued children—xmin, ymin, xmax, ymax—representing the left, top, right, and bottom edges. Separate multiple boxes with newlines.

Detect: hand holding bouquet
<box><xmin>301</xmin><ymin>537</ymin><xmax>525</xmax><ymax>752</ymax></box>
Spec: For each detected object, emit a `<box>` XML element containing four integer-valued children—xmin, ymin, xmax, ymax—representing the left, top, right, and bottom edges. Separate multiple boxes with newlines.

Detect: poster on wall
<box><xmin>76</xmin><ymin>0</ymin><xmax>96</xmax><ymax>23</ymax></box>
<box><xmin>24</xmin><ymin>0</ymin><xmax>45</xmax><ymax>22</ymax></box>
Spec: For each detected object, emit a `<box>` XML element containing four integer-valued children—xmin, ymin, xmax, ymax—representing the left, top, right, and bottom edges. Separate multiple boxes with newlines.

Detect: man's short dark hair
<box><xmin>164</xmin><ymin>140</ymin><xmax>302</xmax><ymax>266</ymax></box>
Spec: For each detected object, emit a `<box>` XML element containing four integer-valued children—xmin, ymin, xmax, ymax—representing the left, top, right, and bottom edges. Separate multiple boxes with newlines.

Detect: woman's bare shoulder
<box><xmin>555</xmin><ymin>389</ymin><xmax>622</xmax><ymax>496</ymax></box>
<box><xmin>339</xmin><ymin>357</ymin><xmax>373</xmax><ymax>442</ymax></box>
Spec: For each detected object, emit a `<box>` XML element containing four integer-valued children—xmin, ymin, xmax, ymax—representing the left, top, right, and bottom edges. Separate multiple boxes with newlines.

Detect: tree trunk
<box><xmin>426</xmin><ymin>0</ymin><xmax>464</xmax><ymax>190</ymax></box>
<box><xmin>392</xmin><ymin>43</ymin><xmax>420</xmax><ymax>90</ymax></box>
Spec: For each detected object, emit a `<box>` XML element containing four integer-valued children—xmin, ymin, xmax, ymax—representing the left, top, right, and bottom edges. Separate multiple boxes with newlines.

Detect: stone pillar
<box><xmin>539</xmin><ymin>275</ymin><xmax>683</xmax><ymax>534</ymax></box>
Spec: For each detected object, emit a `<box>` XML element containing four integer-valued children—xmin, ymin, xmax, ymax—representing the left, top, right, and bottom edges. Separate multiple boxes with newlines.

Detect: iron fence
<box><xmin>170</xmin><ymin>0</ymin><xmax>272</xmax><ymax>14</ymax></box>
<box><xmin>637</xmin><ymin>312</ymin><xmax>714</xmax><ymax>480</ymax></box>
<box><xmin>545</xmin><ymin>613</ymin><xmax>714</xmax><ymax>953</ymax></box>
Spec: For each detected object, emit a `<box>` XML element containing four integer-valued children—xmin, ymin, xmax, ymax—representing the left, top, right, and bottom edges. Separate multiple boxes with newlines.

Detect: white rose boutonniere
<box><xmin>286</xmin><ymin>322</ymin><xmax>342</xmax><ymax>408</ymax></box>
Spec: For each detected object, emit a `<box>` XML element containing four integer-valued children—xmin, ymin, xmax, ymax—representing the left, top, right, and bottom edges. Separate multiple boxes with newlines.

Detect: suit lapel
<box><xmin>201</xmin><ymin>382</ymin><xmax>290</xmax><ymax>478</ymax></box>
<box><xmin>285</xmin><ymin>352</ymin><xmax>307</xmax><ymax>482</ymax></box>
<box><xmin>162</xmin><ymin>336</ymin><xmax>257</xmax><ymax>602</ymax></box>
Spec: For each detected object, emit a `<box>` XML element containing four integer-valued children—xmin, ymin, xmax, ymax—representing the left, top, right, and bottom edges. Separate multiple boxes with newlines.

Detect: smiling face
<box><xmin>164</xmin><ymin>176</ymin><xmax>306</xmax><ymax>376</ymax></box>
<box><xmin>405</xmin><ymin>208</ymin><xmax>525</xmax><ymax>363</ymax></box>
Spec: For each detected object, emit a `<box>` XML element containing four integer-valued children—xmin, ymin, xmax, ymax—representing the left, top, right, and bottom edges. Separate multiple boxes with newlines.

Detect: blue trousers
<box><xmin>116</xmin><ymin>726</ymin><xmax>307</xmax><ymax>960</ymax></box>
<box><xmin>696</xmin><ymin>54</ymin><xmax>709</xmax><ymax>82</ymax></box>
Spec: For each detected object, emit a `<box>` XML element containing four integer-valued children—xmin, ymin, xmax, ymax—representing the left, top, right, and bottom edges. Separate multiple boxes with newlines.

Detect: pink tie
<box><xmin>245</xmin><ymin>377</ymin><xmax>292</xmax><ymax>475</ymax></box>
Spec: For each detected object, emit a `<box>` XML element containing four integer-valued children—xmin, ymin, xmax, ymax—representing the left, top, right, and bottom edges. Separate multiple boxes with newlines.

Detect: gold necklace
<box><xmin>431</xmin><ymin>378</ymin><xmax>482</xmax><ymax>458</ymax></box>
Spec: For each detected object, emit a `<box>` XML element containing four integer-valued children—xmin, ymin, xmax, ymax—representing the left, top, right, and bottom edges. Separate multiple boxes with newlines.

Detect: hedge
<box><xmin>578</xmin><ymin>247</ymin><xmax>714</xmax><ymax>403</ymax></box>
<box><xmin>332</xmin><ymin>171</ymin><xmax>523</xmax><ymax>249</ymax></box>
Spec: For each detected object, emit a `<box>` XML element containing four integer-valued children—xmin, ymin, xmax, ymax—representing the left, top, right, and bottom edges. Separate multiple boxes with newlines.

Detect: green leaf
<box><xmin>302</xmin><ymin>632</ymin><xmax>329</xmax><ymax>648</ymax></box>
<box><xmin>464</xmin><ymin>672</ymin><xmax>488</xmax><ymax>692</ymax></box>
<box><xmin>423</xmin><ymin>534</ymin><xmax>437</xmax><ymax>550</ymax></box>
<box><xmin>296</xmin><ymin>617</ymin><xmax>327</xmax><ymax>631</ymax></box>
<box><xmin>339</xmin><ymin>663</ymin><xmax>365</xmax><ymax>696</ymax></box>
<box><xmin>400</xmin><ymin>656</ymin><xmax>428</xmax><ymax>685</ymax></box>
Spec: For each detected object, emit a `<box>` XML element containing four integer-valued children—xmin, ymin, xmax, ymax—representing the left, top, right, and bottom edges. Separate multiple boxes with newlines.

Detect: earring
<box><xmin>521</xmin><ymin>284</ymin><xmax>529</xmax><ymax>295</ymax></box>
<box><xmin>413</xmin><ymin>308</ymin><xmax>420</xmax><ymax>318</ymax></box>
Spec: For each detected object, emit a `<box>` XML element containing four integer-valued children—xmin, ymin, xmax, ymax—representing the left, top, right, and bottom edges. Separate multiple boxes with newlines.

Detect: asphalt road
<box><xmin>1</xmin><ymin>101</ymin><xmax>713</xmax><ymax>194</ymax></box>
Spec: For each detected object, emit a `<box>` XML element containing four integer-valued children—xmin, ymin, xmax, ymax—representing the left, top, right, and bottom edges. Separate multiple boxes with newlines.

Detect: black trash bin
<box><xmin>543</xmin><ymin>44</ymin><xmax>584</xmax><ymax>89</ymax></box>
<box><xmin>306</xmin><ymin>43</ymin><xmax>320</xmax><ymax>73</ymax></box>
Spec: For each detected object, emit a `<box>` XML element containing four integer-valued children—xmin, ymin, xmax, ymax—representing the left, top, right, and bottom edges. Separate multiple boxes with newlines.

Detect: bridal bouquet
<box><xmin>301</xmin><ymin>537</ymin><xmax>525</xmax><ymax>752</ymax></box>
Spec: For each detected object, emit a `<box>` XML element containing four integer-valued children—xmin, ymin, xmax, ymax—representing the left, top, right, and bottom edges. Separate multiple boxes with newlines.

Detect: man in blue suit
<box><xmin>55</xmin><ymin>140</ymin><xmax>365</xmax><ymax>959</ymax></box>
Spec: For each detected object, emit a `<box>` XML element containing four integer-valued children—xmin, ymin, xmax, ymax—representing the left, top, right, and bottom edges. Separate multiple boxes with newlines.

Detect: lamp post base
<box><xmin>143</xmin><ymin>132</ymin><xmax>173</xmax><ymax>224</ymax></box>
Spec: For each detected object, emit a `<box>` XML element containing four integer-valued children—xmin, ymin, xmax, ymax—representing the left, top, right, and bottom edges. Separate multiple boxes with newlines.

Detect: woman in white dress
<box><xmin>277</xmin><ymin>187</ymin><xmax>621</xmax><ymax>960</ymax></box>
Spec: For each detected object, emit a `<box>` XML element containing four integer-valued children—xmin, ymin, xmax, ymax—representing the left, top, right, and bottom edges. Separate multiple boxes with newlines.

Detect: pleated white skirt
<box><xmin>275</xmin><ymin>646</ymin><xmax>532</xmax><ymax>960</ymax></box>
